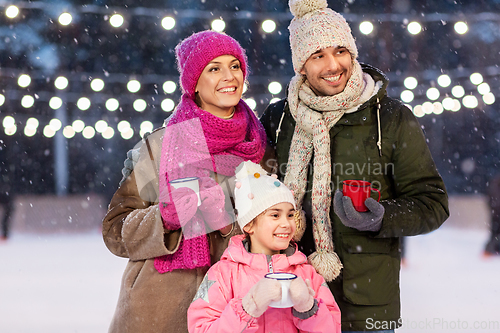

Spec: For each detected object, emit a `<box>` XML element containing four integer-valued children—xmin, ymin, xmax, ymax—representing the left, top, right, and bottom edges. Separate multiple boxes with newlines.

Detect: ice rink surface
<box><xmin>1</xmin><ymin>224</ymin><xmax>499</xmax><ymax>332</ymax></box>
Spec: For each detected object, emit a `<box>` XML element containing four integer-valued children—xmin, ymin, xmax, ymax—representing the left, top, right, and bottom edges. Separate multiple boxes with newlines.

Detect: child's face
<box><xmin>243</xmin><ymin>202</ymin><xmax>296</xmax><ymax>256</ymax></box>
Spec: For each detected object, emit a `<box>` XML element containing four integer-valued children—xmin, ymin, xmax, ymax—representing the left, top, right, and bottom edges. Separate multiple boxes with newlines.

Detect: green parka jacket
<box><xmin>259</xmin><ymin>64</ymin><xmax>449</xmax><ymax>331</ymax></box>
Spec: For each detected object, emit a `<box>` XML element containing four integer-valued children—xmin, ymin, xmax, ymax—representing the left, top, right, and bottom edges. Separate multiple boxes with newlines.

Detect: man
<box><xmin>484</xmin><ymin>174</ymin><xmax>500</xmax><ymax>256</ymax></box>
<box><xmin>259</xmin><ymin>0</ymin><xmax>449</xmax><ymax>331</ymax></box>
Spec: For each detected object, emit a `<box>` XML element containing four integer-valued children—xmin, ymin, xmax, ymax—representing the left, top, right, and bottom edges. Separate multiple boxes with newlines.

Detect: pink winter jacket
<box><xmin>187</xmin><ymin>235</ymin><xmax>341</xmax><ymax>333</ymax></box>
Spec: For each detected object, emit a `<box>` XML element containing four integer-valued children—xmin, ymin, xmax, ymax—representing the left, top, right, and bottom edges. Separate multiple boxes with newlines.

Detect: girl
<box><xmin>188</xmin><ymin>161</ymin><xmax>341</xmax><ymax>333</ymax></box>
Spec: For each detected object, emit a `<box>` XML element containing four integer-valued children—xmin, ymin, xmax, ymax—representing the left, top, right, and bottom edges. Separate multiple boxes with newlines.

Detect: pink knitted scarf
<box><xmin>154</xmin><ymin>95</ymin><xmax>266</xmax><ymax>273</ymax></box>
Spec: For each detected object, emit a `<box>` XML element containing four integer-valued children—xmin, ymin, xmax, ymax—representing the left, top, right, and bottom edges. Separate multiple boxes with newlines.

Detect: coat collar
<box><xmin>223</xmin><ymin>235</ymin><xmax>307</xmax><ymax>269</ymax></box>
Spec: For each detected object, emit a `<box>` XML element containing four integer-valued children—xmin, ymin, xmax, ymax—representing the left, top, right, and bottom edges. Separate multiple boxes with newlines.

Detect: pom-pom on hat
<box><xmin>175</xmin><ymin>30</ymin><xmax>248</xmax><ymax>99</ymax></box>
<box><xmin>288</xmin><ymin>0</ymin><xmax>358</xmax><ymax>73</ymax></box>
<box><xmin>234</xmin><ymin>161</ymin><xmax>296</xmax><ymax>231</ymax></box>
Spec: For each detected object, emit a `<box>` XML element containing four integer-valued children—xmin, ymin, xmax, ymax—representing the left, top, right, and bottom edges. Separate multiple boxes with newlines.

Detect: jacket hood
<box><xmin>360</xmin><ymin>63</ymin><xmax>389</xmax><ymax>91</ymax></box>
<box><xmin>222</xmin><ymin>235</ymin><xmax>307</xmax><ymax>270</ymax></box>
<box><xmin>359</xmin><ymin>63</ymin><xmax>389</xmax><ymax>107</ymax></box>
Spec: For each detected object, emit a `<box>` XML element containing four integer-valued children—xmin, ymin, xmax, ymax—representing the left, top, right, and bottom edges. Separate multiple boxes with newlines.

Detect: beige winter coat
<box><xmin>102</xmin><ymin>127</ymin><xmax>275</xmax><ymax>333</ymax></box>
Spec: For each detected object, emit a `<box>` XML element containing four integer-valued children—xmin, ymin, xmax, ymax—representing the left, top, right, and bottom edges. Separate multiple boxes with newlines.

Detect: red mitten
<box><xmin>242</xmin><ymin>278</ymin><xmax>282</xmax><ymax>318</ymax></box>
<box><xmin>198</xmin><ymin>177</ymin><xmax>232</xmax><ymax>230</ymax></box>
<box><xmin>289</xmin><ymin>278</ymin><xmax>315</xmax><ymax>313</ymax></box>
<box><xmin>159</xmin><ymin>186</ymin><xmax>199</xmax><ymax>230</ymax></box>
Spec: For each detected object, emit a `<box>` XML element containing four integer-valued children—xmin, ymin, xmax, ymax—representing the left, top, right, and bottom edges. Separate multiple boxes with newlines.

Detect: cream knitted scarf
<box><xmin>284</xmin><ymin>61</ymin><xmax>376</xmax><ymax>281</ymax></box>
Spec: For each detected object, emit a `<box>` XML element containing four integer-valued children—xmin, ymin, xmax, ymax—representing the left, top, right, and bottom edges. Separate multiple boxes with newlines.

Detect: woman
<box><xmin>102</xmin><ymin>30</ymin><xmax>272</xmax><ymax>333</ymax></box>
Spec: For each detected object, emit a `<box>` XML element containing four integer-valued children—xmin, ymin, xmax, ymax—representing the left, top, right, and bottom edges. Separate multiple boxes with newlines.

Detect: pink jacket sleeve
<box><xmin>187</xmin><ymin>265</ymin><xmax>259</xmax><ymax>333</ymax></box>
<box><xmin>293</xmin><ymin>267</ymin><xmax>342</xmax><ymax>333</ymax></box>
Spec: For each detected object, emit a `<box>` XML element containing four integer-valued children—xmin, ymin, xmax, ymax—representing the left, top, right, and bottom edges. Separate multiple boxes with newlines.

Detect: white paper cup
<box><xmin>265</xmin><ymin>272</ymin><xmax>297</xmax><ymax>308</ymax></box>
<box><xmin>169</xmin><ymin>177</ymin><xmax>201</xmax><ymax>206</ymax></box>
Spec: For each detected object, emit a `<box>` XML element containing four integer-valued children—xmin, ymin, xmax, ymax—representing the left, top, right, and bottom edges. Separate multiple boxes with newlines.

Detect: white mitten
<box><xmin>289</xmin><ymin>277</ymin><xmax>315</xmax><ymax>313</ymax></box>
<box><xmin>242</xmin><ymin>278</ymin><xmax>282</xmax><ymax>317</ymax></box>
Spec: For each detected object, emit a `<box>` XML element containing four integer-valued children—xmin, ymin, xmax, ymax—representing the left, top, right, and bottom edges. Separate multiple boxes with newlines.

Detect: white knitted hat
<box><xmin>234</xmin><ymin>161</ymin><xmax>296</xmax><ymax>230</ymax></box>
<box><xmin>288</xmin><ymin>0</ymin><xmax>358</xmax><ymax>73</ymax></box>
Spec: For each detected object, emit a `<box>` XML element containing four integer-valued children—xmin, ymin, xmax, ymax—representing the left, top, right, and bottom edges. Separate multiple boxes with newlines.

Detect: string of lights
<box><xmin>1</xmin><ymin>3</ymin><xmax>499</xmax><ymax>141</ymax></box>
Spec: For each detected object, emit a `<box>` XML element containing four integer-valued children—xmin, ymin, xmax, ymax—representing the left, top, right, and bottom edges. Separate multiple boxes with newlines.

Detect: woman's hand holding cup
<box><xmin>198</xmin><ymin>176</ymin><xmax>232</xmax><ymax>231</ymax></box>
<box><xmin>159</xmin><ymin>186</ymin><xmax>199</xmax><ymax>230</ymax></box>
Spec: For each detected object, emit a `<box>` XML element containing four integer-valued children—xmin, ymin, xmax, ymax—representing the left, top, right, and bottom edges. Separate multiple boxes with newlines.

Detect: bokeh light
<box><xmin>407</xmin><ymin>22</ymin><xmax>422</xmax><ymax>35</ymax></box>
<box><xmin>62</xmin><ymin>126</ymin><xmax>76</xmax><ymax>139</ymax></box>
<box><xmin>133</xmin><ymin>99</ymin><xmax>147</xmax><ymax>112</ymax></box>
<box><xmin>262</xmin><ymin>19</ymin><xmax>276</xmax><ymax>33</ymax></box>
<box><xmin>161</xmin><ymin>16</ymin><xmax>176</xmax><ymax>30</ymax></box>
<box><xmin>437</xmin><ymin>74</ymin><xmax>451</xmax><ymax>88</ymax></box>
<box><xmin>77</xmin><ymin>97</ymin><xmax>91</xmax><ymax>111</ymax></box>
<box><xmin>211</xmin><ymin>19</ymin><xmax>225</xmax><ymax>32</ymax></box>
<box><xmin>163</xmin><ymin>81</ymin><xmax>176</xmax><ymax>94</ymax></box>
<box><xmin>127</xmin><ymin>79</ymin><xmax>141</xmax><ymax>93</ymax></box>
<box><xmin>359</xmin><ymin>21</ymin><xmax>374</xmax><ymax>35</ymax></box>
<box><xmin>58</xmin><ymin>13</ymin><xmax>72</xmax><ymax>26</ymax></box>
<box><xmin>268</xmin><ymin>81</ymin><xmax>282</xmax><ymax>95</ymax></box>
<box><xmin>404</xmin><ymin>77</ymin><xmax>418</xmax><ymax>90</ymax></box>
<box><xmin>109</xmin><ymin>14</ymin><xmax>124</xmax><ymax>28</ymax></box>
<box><xmin>5</xmin><ymin>5</ymin><xmax>20</xmax><ymax>18</ymax></box>
<box><xmin>82</xmin><ymin>126</ymin><xmax>96</xmax><ymax>139</ymax></box>
<box><xmin>470</xmin><ymin>73</ymin><xmax>483</xmax><ymax>85</ymax></box>
<box><xmin>245</xmin><ymin>98</ymin><xmax>257</xmax><ymax>110</ymax></box>
<box><xmin>139</xmin><ymin>121</ymin><xmax>154</xmax><ymax>138</ymax></box>
<box><xmin>95</xmin><ymin>120</ymin><xmax>108</xmax><ymax>133</ymax></box>
<box><xmin>43</xmin><ymin>125</ymin><xmax>56</xmax><ymax>138</ymax></box>
<box><xmin>117</xmin><ymin>120</ymin><xmax>131</xmax><ymax>133</ymax></box>
<box><xmin>462</xmin><ymin>95</ymin><xmax>478</xmax><ymax>109</ymax></box>
<box><xmin>18</xmin><ymin>74</ymin><xmax>31</xmax><ymax>88</ymax></box>
<box><xmin>21</xmin><ymin>95</ymin><xmax>35</xmax><ymax>108</ymax></box>
<box><xmin>483</xmin><ymin>93</ymin><xmax>495</xmax><ymax>105</ymax></box>
<box><xmin>90</xmin><ymin>78</ymin><xmax>105</xmax><ymax>92</ymax></box>
<box><xmin>426</xmin><ymin>87</ymin><xmax>440</xmax><ymax>101</ymax></box>
<box><xmin>49</xmin><ymin>119</ymin><xmax>62</xmax><ymax>132</ymax></box>
<box><xmin>102</xmin><ymin>127</ymin><xmax>115</xmax><ymax>139</ymax></box>
<box><xmin>161</xmin><ymin>98</ymin><xmax>175</xmax><ymax>112</ymax></box>
<box><xmin>454</xmin><ymin>21</ymin><xmax>468</xmax><ymax>34</ymax></box>
<box><xmin>72</xmin><ymin>120</ymin><xmax>85</xmax><ymax>132</ymax></box>
<box><xmin>105</xmin><ymin>98</ymin><xmax>119</xmax><ymax>112</ymax></box>
<box><xmin>400</xmin><ymin>90</ymin><xmax>414</xmax><ymax>103</ymax></box>
<box><xmin>451</xmin><ymin>85</ymin><xmax>465</xmax><ymax>98</ymax></box>
<box><xmin>2</xmin><ymin>116</ymin><xmax>16</xmax><ymax>128</ymax></box>
<box><xmin>54</xmin><ymin>76</ymin><xmax>69</xmax><ymax>90</ymax></box>
<box><xmin>49</xmin><ymin>97</ymin><xmax>63</xmax><ymax>110</ymax></box>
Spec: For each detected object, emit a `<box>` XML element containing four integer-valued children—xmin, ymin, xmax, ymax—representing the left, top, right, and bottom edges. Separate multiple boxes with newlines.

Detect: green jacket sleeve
<box><xmin>377</xmin><ymin>101</ymin><xmax>449</xmax><ymax>237</ymax></box>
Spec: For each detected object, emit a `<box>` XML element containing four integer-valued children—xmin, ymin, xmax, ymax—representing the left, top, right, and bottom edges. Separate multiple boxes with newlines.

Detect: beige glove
<box><xmin>242</xmin><ymin>278</ymin><xmax>282</xmax><ymax>317</ymax></box>
<box><xmin>289</xmin><ymin>277</ymin><xmax>315</xmax><ymax>313</ymax></box>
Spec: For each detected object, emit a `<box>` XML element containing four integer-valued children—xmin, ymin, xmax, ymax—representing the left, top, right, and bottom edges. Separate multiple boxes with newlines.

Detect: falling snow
<box><xmin>0</xmin><ymin>221</ymin><xmax>498</xmax><ymax>333</ymax></box>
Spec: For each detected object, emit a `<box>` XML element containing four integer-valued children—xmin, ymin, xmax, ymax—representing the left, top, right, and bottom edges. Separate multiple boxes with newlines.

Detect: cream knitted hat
<box><xmin>234</xmin><ymin>161</ymin><xmax>296</xmax><ymax>230</ymax></box>
<box><xmin>288</xmin><ymin>0</ymin><xmax>358</xmax><ymax>73</ymax></box>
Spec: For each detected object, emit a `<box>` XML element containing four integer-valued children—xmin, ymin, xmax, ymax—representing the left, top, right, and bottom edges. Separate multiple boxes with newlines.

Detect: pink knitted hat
<box><xmin>175</xmin><ymin>30</ymin><xmax>248</xmax><ymax>99</ymax></box>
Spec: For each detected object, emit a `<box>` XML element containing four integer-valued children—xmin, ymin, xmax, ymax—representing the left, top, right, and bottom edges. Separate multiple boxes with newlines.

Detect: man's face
<box><xmin>300</xmin><ymin>46</ymin><xmax>353</xmax><ymax>96</ymax></box>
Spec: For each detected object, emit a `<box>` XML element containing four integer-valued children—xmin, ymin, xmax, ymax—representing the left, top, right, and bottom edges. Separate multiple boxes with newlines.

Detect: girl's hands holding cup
<box><xmin>289</xmin><ymin>277</ymin><xmax>315</xmax><ymax>313</ymax></box>
<box><xmin>242</xmin><ymin>278</ymin><xmax>282</xmax><ymax>318</ymax></box>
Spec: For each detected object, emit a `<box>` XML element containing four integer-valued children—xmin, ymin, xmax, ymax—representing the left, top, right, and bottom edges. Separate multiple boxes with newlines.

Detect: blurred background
<box><xmin>0</xmin><ymin>0</ymin><xmax>499</xmax><ymax>332</ymax></box>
